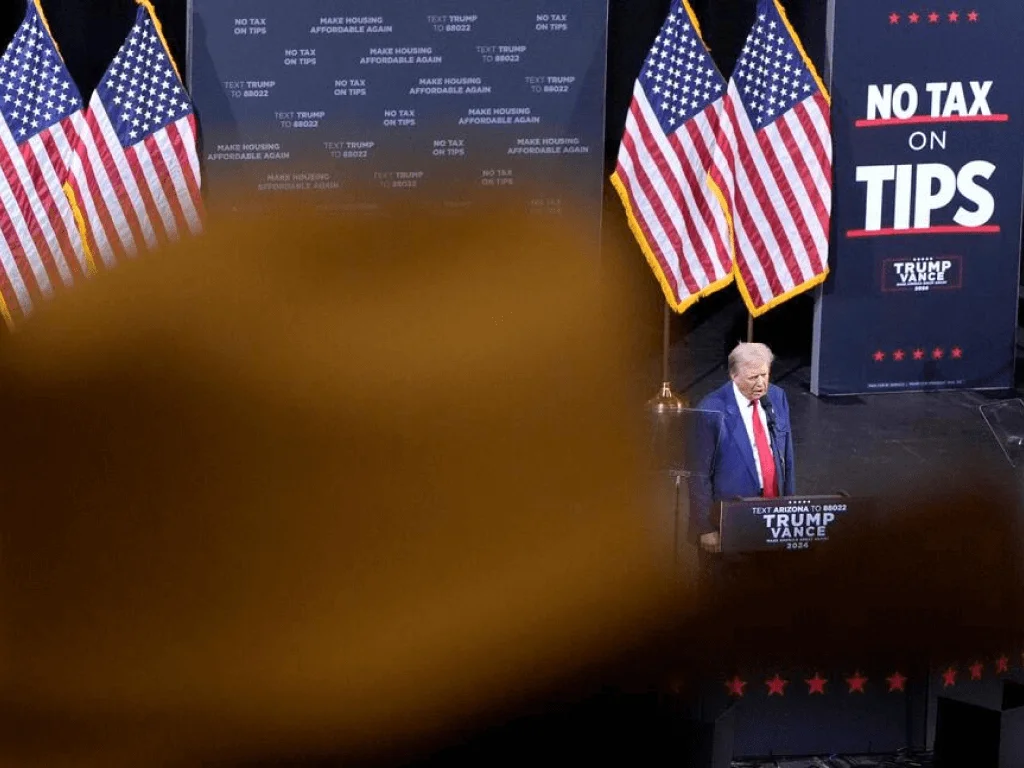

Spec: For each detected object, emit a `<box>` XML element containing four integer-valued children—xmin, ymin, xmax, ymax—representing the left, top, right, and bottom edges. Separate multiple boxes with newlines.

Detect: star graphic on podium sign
<box><xmin>932</xmin><ymin>347</ymin><xmax>944</xmax><ymax>360</ymax></box>
<box><xmin>968</xmin><ymin>10</ymin><xmax>979</xmax><ymax>22</ymax></box>
<box><xmin>766</xmin><ymin>674</ymin><xmax>788</xmax><ymax>696</ymax></box>
<box><xmin>970</xmin><ymin>661</ymin><xmax>984</xmax><ymax>680</ymax></box>
<box><xmin>846</xmin><ymin>671</ymin><xmax>868</xmax><ymax>693</ymax></box>
<box><xmin>928</xmin><ymin>11</ymin><xmax>940</xmax><ymax>23</ymax></box>
<box><xmin>908</xmin><ymin>11</ymin><xmax>920</xmax><ymax>23</ymax></box>
<box><xmin>942</xmin><ymin>666</ymin><xmax>958</xmax><ymax>687</ymax></box>
<box><xmin>893</xmin><ymin>349</ymin><xmax>906</xmax><ymax>361</ymax></box>
<box><xmin>806</xmin><ymin>673</ymin><xmax>828</xmax><ymax>695</ymax></box>
<box><xmin>886</xmin><ymin>671</ymin><xmax>908</xmax><ymax>692</ymax></box>
<box><xmin>996</xmin><ymin>656</ymin><xmax>1010</xmax><ymax>674</ymax></box>
<box><xmin>951</xmin><ymin>347</ymin><xmax>963</xmax><ymax>359</ymax></box>
<box><xmin>888</xmin><ymin>12</ymin><xmax>900</xmax><ymax>24</ymax></box>
<box><xmin>725</xmin><ymin>676</ymin><xmax>747</xmax><ymax>697</ymax></box>
<box><xmin>873</xmin><ymin>350</ymin><xmax>885</xmax><ymax>362</ymax></box>
<box><xmin>913</xmin><ymin>348</ymin><xmax>925</xmax><ymax>360</ymax></box>
<box><xmin>947</xmin><ymin>10</ymin><xmax>960</xmax><ymax>22</ymax></box>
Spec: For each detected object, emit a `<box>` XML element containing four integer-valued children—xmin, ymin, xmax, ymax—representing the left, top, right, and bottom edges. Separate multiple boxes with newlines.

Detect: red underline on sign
<box><xmin>854</xmin><ymin>114</ymin><xmax>1010</xmax><ymax>127</ymax></box>
<box><xmin>847</xmin><ymin>225</ymin><xmax>1001</xmax><ymax>238</ymax></box>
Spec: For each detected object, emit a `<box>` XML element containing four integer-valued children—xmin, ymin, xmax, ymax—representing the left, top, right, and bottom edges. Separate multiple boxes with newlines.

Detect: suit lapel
<box><xmin>722</xmin><ymin>387</ymin><xmax>760</xmax><ymax>488</ymax></box>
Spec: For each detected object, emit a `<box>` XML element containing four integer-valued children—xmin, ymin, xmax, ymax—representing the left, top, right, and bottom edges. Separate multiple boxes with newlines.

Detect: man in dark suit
<box><xmin>675</xmin><ymin>342</ymin><xmax>798</xmax><ymax>763</ymax></box>
<box><xmin>688</xmin><ymin>342</ymin><xmax>796</xmax><ymax>560</ymax></box>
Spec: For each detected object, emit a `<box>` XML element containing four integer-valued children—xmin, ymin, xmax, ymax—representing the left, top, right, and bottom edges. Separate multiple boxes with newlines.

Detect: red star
<box><xmin>846</xmin><ymin>671</ymin><xmax>868</xmax><ymax>693</ymax></box>
<box><xmin>942</xmin><ymin>666</ymin><xmax>958</xmax><ymax>687</ymax></box>
<box><xmin>766</xmin><ymin>673</ymin><xmax>788</xmax><ymax>696</ymax></box>
<box><xmin>725</xmin><ymin>675</ymin><xmax>747</xmax><ymax>697</ymax></box>
<box><xmin>908</xmin><ymin>11</ymin><xmax>921</xmax><ymax>23</ymax></box>
<box><xmin>928</xmin><ymin>11</ymin><xmax>940</xmax><ymax>23</ymax></box>
<box><xmin>886</xmin><ymin>671</ymin><xmax>908</xmax><ymax>692</ymax></box>
<box><xmin>888</xmin><ymin>12</ymin><xmax>900</xmax><ymax>24</ymax></box>
<box><xmin>996</xmin><ymin>656</ymin><xmax>1010</xmax><ymax>674</ymax></box>
<box><xmin>913</xmin><ymin>348</ymin><xmax>925</xmax><ymax>360</ymax></box>
<box><xmin>932</xmin><ymin>347</ymin><xmax>944</xmax><ymax>360</ymax></box>
<box><xmin>970</xmin><ymin>661</ymin><xmax>984</xmax><ymax>680</ymax></box>
<box><xmin>806</xmin><ymin>673</ymin><xmax>828</xmax><ymax>695</ymax></box>
<box><xmin>893</xmin><ymin>349</ymin><xmax>906</xmax><ymax>361</ymax></box>
<box><xmin>951</xmin><ymin>347</ymin><xmax>963</xmax><ymax>359</ymax></box>
<box><xmin>873</xmin><ymin>350</ymin><xmax>885</xmax><ymax>362</ymax></box>
<box><xmin>948</xmin><ymin>10</ymin><xmax>959</xmax><ymax>22</ymax></box>
<box><xmin>968</xmin><ymin>10</ymin><xmax>979</xmax><ymax>22</ymax></box>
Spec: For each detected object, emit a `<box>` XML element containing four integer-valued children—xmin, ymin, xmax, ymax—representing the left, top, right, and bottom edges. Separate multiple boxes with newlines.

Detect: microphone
<box><xmin>759</xmin><ymin>394</ymin><xmax>784</xmax><ymax>492</ymax></box>
<box><xmin>759</xmin><ymin>395</ymin><xmax>776</xmax><ymax>429</ymax></box>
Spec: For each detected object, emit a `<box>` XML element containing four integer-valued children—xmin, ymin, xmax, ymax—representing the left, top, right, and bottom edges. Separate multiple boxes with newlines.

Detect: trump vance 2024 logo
<box><xmin>882</xmin><ymin>255</ymin><xmax>962</xmax><ymax>292</ymax></box>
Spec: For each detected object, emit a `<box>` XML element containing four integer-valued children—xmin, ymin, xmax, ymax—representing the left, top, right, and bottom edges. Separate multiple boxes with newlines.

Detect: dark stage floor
<box><xmin>655</xmin><ymin>286</ymin><xmax>1024</xmax><ymax>614</ymax></box>
<box><xmin>732</xmin><ymin>755</ymin><xmax>932</xmax><ymax>768</ymax></box>
<box><xmin>640</xmin><ymin>288</ymin><xmax>1024</xmax><ymax>764</ymax></box>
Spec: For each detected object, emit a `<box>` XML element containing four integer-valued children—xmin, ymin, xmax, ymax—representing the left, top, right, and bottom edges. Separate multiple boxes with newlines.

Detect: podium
<box><xmin>718</xmin><ymin>494</ymin><xmax>857</xmax><ymax>554</ymax></box>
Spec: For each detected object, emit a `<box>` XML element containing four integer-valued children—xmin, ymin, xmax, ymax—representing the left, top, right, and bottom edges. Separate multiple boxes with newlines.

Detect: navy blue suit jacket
<box><xmin>687</xmin><ymin>381</ymin><xmax>796</xmax><ymax>542</ymax></box>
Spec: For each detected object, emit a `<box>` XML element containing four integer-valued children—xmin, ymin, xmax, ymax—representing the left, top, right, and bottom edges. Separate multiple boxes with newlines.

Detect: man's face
<box><xmin>732</xmin><ymin>360</ymin><xmax>770</xmax><ymax>402</ymax></box>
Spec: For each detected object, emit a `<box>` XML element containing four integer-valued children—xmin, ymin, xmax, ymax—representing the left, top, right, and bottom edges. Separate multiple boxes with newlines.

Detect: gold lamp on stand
<box><xmin>646</xmin><ymin>303</ymin><xmax>688</xmax><ymax>412</ymax></box>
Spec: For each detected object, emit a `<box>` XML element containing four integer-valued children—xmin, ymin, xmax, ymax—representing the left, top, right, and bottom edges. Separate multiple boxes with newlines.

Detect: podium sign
<box><xmin>719</xmin><ymin>495</ymin><xmax>852</xmax><ymax>554</ymax></box>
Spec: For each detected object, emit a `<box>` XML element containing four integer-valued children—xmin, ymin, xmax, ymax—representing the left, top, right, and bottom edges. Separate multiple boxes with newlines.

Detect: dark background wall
<box><xmin>0</xmin><ymin>0</ymin><xmax>829</xmax><ymax>366</ymax></box>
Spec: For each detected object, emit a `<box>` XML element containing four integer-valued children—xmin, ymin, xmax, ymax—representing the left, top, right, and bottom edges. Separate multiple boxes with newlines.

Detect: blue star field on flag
<box><xmin>0</xmin><ymin>4</ymin><xmax>82</xmax><ymax>142</ymax></box>
<box><xmin>95</xmin><ymin>9</ymin><xmax>193</xmax><ymax>149</ymax></box>
<box><xmin>639</xmin><ymin>2</ymin><xmax>726</xmax><ymax>131</ymax></box>
<box><xmin>732</xmin><ymin>1</ymin><xmax>817</xmax><ymax>127</ymax></box>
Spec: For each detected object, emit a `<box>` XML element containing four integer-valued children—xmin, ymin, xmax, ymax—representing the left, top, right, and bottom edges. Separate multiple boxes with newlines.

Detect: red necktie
<box><xmin>750</xmin><ymin>400</ymin><xmax>778</xmax><ymax>498</ymax></box>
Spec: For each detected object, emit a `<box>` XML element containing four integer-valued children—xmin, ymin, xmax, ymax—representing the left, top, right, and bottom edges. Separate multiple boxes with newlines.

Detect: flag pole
<box><xmin>747</xmin><ymin>312</ymin><xmax>754</xmax><ymax>342</ymax></box>
<box><xmin>646</xmin><ymin>302</ymin><xmax>688</xmax><ymax>412</ymax></box>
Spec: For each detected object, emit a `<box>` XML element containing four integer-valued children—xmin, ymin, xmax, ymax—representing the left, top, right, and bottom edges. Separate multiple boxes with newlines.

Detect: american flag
<box><xmin>709</xmin><ymin>0</ymin><xmax>832</xmax><ymax>316</ymax></box>
<box><xmin>610</xmin><ymin>0</ymin><xmax>734</xmax><ymax>313</ymax></box>
<box><xmin>0</xmin><ymin>0</ymin><xmax>91</xmax><ymax>328</ymax></box>
<box><xmin>65</xmin><ymin>2</ymin><xmax>203</xmax><ymax>269</ymax></box>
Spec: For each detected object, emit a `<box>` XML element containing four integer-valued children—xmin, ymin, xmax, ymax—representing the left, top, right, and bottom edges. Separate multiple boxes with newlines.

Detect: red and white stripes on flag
<box><xmin>610</xmin><ymin>0</ymin><xmax>734</xmax><ymax>313</ymax></box>
<box><xmin>708</xmin><ymin>0</ymin><xmax>832</xmax><ymax>316</ymax></box>
<box><xmin>65</xmin><ymin>0</ymin><xmax>203</xmax><ymax>270</ymax></box>
<box><xmin>0</xmin><ymin>0</ymin><xmax>92</xmax><ymax>328</ymax></box>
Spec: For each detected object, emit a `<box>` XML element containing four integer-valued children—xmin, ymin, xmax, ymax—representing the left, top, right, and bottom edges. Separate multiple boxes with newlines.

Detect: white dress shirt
<box><xmin>732</xmin><ymin>382</ymin><xmax>771</xmax><ymax>490</ymax></box>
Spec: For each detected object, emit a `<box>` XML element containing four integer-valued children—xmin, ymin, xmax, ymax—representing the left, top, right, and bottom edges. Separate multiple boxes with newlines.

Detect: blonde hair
<box><xmin>728</xmin><ymin>342</ymin><xmax>774</xmax><ymax>376</ymax></box>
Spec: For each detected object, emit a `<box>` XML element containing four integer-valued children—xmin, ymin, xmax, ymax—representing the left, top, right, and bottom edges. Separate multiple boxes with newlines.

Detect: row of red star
<box><xmin>872</xmin><ymin>347</ymin><xmax>962</xmax><ymax>362</ymax></box>
<box><xmin>889</xmin><ymin>10</ymin><xmax>979</xmax><ymax>24</ymax></box>
<box><xmin>726</xmin><ymin>655</ymin><xmax>1012</xmax><ymax>697</ymax></box>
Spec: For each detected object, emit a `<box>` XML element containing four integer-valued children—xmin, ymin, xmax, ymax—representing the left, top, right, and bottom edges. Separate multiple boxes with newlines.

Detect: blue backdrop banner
<box><xmin>811</xmin><ymin>1</ymin><xmax>1024</xmax><ymax>396</ymax></box>
<box><xmin>187</xmin><ymin>0</ymin><xmax>608</xmax><ymax>246</ymax></box>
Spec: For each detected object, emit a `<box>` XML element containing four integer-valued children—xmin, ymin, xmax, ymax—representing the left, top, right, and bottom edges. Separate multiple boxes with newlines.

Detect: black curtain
<box><xmin>1</xmin><ymin>1</ymin><xmax>187</xmax><ymax>95</ymax></box>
